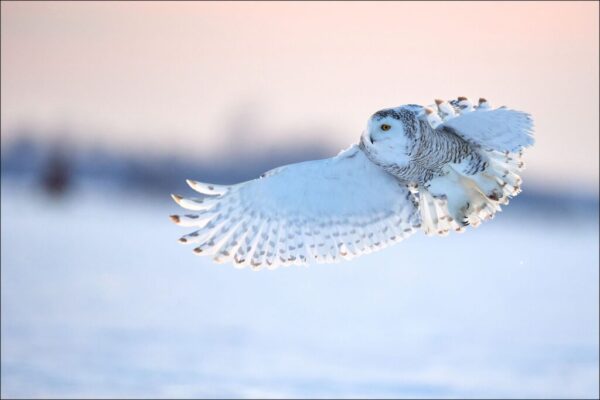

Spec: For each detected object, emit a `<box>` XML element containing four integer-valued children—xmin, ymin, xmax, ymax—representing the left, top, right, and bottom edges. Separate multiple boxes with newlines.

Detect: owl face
<box><xmin>367</xmin><ymin>114</ymin><xmax>406</xmax><ymax>144</ymax></box>
<box><xmin>361</xmin><ymin>107</ymin><xmax>422</xmax><ymax>166</ymax></box>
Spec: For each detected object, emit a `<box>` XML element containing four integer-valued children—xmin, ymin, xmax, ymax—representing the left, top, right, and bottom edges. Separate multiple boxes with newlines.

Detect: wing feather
<box><xmin>171</xmin><ymin>145</ymin><xmax>420</xmax><ymax>269</ymax></box>
<box><xmin>439</xmin><ymin>106</ymin><xmax>534</xmax><ymax>152</ymax></box>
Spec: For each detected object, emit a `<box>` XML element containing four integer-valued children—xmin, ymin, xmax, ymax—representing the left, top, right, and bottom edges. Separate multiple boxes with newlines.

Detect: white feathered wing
<box><xmin>171</xmin><ymin>145</ymin><xmax>421</xmax><ymax>269</ymax></box>
<box><xmin>442</xmin><ymin>106</ymin><xmax>534</xmax><ymax>152</ymax></box>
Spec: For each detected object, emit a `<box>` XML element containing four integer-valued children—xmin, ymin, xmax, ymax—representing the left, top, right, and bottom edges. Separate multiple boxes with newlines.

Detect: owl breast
<box><xmin>360</xmin><ymin>122</ymin><xmax>483</xmax><ymax>186</ymax></box>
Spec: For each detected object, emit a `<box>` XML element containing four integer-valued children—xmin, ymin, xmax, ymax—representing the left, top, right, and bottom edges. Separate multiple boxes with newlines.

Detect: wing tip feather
<box><xmin>186</xmin><ymin>179</ymin><xmax>227</xmax><ymax>195</ymax></box>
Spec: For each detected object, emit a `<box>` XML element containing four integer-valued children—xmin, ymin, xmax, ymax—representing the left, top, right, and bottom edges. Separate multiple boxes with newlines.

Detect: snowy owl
<box><xmin>170</xmin><ymin>97</ymin><xmax>534</xmax><ymax>270</ymax></box>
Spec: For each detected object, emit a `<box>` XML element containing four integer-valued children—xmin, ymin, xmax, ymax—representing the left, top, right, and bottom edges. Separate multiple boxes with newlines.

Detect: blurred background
<box><xmin>1</xmin><ymin>1</ymin><xmax>598</xmax><ymax>398</ymax></box>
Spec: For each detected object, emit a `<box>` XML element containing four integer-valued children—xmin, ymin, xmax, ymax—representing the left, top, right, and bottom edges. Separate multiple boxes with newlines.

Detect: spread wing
<box><xmin>438</xmin><ymin>107</ymin><xmax>534</xmax><ymax>152</ymax></box>
<box><xmin>170</xmin><ymin>145</ymin><xmax>421</xmax><ymax>270</ymax></box>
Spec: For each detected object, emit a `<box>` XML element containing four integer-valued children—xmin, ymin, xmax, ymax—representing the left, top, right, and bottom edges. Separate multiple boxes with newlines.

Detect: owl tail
<box><xmin>419</xmin><ymin>149</ymin><xmax>525</xmax><ymax>236</ymax></box>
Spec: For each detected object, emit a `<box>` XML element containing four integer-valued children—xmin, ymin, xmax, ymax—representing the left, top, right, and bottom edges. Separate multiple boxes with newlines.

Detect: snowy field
<box><xmin>1</xmin><ymin>180</ymin><xmax>598</xmax><ymax>399</ymax></box>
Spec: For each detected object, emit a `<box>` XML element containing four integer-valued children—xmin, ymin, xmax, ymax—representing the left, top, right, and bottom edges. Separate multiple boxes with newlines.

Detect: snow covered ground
<box><xmin>1</xmin><ymin>180</ymin><xmax>598</xmax><ymax>398</ymax></box>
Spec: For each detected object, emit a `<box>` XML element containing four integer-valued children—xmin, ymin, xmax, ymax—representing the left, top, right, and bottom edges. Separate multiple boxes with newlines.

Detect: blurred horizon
<box><xmin>1</xmin><ymin>1</ymin><xmax>599</xmax><ymax>192</ymax></box>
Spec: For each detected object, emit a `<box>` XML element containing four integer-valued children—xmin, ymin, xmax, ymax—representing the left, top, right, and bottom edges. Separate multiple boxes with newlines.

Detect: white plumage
<box><xmin>442</xmin><ymin>105</ymin><xmax>533</xmax><ymax>152</ymax></box>
<box><xmin>171</xmin><ymin>147</ymin><xmax>420</xmax><ymax>269</ymax></box>
<box><xmin>435</xmin><ymin>98</ymin><xmax>457</xmax><ymax>121</ymax></box>
<box><xmin>171</xmin><ymin>96</ymin><xmax>534</xmax><ymax>270</ymax></box>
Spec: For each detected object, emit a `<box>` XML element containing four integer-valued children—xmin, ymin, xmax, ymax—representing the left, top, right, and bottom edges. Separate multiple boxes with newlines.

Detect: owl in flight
<box><xmin>170</xmin><ymin>97</ymin><xmax>534</xmax><ymax>270</ymax></box>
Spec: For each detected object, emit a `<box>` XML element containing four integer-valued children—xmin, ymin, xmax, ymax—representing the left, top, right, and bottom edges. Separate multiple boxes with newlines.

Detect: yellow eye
<box><xmin>380</xmin><ymin>124</ymin><xmax>391</xmax><ymax>131</ymax></box>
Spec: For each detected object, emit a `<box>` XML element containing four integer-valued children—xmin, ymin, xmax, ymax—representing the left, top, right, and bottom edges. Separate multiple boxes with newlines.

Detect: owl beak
<box><xmin>362</xmin><ymin>128</ymin><xmax>372</xmax><ymax>142</ymax></box>
<box><xmin>360</xmin><ymin>130</ymin><xmax>374</xmax><ymax>146</ymax></box>
<box><xmin>367</xmin><ymin>132</ymin><xmax>375</xmax><ymax>144</ymax></box>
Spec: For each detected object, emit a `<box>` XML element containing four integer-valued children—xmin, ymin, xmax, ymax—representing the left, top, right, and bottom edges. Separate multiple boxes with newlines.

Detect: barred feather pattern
<box><xmin>383</xmin><ymin>121</ymin><xmax>487</xmax><ymax>185</ymax></box>
<box><xmin>416</xmin><ymin>98</ymin><xmax>530</xmax><ymax>235</ymax></box>
<box><xmin>419</xmin><ymin>148</ymin><xmax>525</xmax><ymax>235</ymax></box>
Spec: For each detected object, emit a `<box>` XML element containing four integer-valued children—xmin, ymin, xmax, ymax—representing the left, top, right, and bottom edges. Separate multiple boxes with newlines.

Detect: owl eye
<box><xmin>380</xmin><ymin>124</ymin><xmax>391</xmax><ymax>131</ymax></box>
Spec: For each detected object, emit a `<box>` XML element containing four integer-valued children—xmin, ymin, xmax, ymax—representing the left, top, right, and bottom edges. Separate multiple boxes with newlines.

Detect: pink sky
<box><xmin>1</xmin><ymin>1</ymin><xmax>598</xmax><ymax>189</ymax></box>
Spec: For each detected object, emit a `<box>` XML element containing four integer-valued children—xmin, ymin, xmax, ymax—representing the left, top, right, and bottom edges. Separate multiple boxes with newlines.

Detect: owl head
<box><xmin>360</xmin><ymin>105</ymin><xmax>425</xmax><ymax>166</ymax></box>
